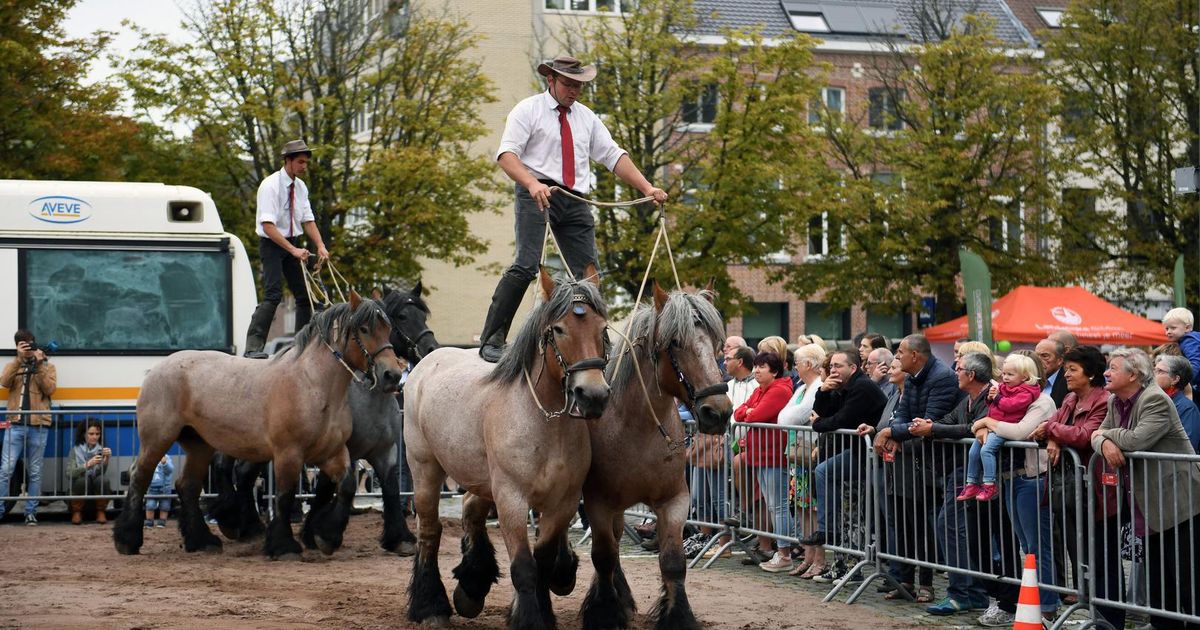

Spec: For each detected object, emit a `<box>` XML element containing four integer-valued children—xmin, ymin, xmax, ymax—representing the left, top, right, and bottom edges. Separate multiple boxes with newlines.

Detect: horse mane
<box><xmin>485</xmin><ymin>279</ymin><xmax>607</xmax><ymax>385</ymax></box>
<box><xmin>606</xmin><ymin>290</ymin><xmax>723</xmax><ymax>397</ymax></box>
<box><xmin>380</xmin><ymin>286</ymin><xmax>430</xmax><ymax>317</ymax></box>
<box><xmin>288</xmin><ymin>298</ymin><xmax>390</xmax><ymax>357</ymax></box>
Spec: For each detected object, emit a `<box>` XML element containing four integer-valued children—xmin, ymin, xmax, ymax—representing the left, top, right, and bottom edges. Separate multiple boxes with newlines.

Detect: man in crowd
<box><xmin>1036</xmin><ymin>337</ymin><xmax>1069</xmax><ymax>406</ymax></box>
<box><xmin>722</xmin><ymin>335</ymin><xmax>747</xmax><ymax>379</ymax></box>
<box><xmin>0</xmin><ymin>330</ymin><xmax>58</xmax><ymax>525</ymax></box>
<box><xmin>1048</xmin><ymin>329</ymin><xmax>1078</xmax><ymax>355</ymax></box>
<box><xmin>1092</xmin><ymin>348</ymin><xmax>1200</xmax><ymax>630</ymax></box>
<box><xmin>867</xmin><ymin>347</ymin><xmax>896</xmax><ymax>399</ymax></box>
<box><xmin>906</xmin><ymin>352</ymin><xmax>1021</xmax><ymax>623</ymax></box>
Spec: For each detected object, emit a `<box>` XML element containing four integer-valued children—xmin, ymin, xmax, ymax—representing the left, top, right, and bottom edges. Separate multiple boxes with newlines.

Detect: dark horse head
<box><xmin>378</xmin><ymin>282</ymin><xmax>439</xmax><ymax>365</ymax></box>
<box><xmin>486</xmin><ymin>266</ymin><xmax>610</xmax><ymax>419</ymax></box>
<box><xmin>607</xmin><ymin>281</ymin><xmax>732</xmax><ymax>435</ymax></box>
<box><xmin>291</xmin><ymin>291</ymin><xmax>404</xmax><ymax>392</ymax></box>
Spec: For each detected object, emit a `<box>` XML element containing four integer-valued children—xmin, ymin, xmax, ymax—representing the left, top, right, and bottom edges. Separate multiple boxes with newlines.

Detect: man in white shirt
<box><xmin>479</xmin><ymin>55</ymin><xmax>668</xmax><ymax>362</ymax></box>
<box><xmin>244</xmin><ymin>140</ymin><xmax>331</xmax><ymax>358</ymax></box>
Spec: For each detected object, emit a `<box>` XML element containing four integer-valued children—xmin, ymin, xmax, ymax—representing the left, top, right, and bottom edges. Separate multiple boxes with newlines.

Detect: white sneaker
<box><xmin>759</xmin><ymin>551</ymin><xmax>793</xmax><ymax>573</ymax></box>
<box><xmin>977</xmin><ymin>604</ymin><xmax>1015</xmax><ymax>627</ymax></box>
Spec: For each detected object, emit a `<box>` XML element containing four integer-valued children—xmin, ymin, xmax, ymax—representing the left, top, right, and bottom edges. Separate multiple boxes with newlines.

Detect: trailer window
<box><xmin>22</xmin><ymin>249</ymin><xmax>231</xmax><ymax>353</ymax></box>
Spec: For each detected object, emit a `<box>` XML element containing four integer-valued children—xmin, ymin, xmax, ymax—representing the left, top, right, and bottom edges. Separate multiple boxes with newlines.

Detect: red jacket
<box><xmin>988</xmin><ymin>383</ymin><xmax>1041</xmax><ymax>423</ymax></box>
<box><xmin>734</xmin><ymin>377</ymin><xmax>794</xmax><ymax>467</ymax></box>
<box><xmin>1044</xmin><ymin>385</ymin><xmax>1113</xmax><ymax>520</ymax></box>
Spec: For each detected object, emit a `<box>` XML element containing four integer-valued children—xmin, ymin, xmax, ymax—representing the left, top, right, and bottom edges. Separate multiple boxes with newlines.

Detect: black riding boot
<box><xmin>243</xmin><ymin>302</ymin><xmax>276</xmax><ymax>358</ymax></box>
<box><xmin>478</xmin><ymin>273</ymin><xmax>529</xmax><ymax>363</ymax></box>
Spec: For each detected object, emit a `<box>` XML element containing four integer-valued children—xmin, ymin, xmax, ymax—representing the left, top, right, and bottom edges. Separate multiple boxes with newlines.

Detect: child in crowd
<box><xmin>145</xmin><ymin>455</ymin><xmax>174</xmax><ymax>528</ymax></box>
<box><xmin>1162</xmin><ymin>307</ymin><xmax>1200</xmax><ymax>391</ymax></box>
<box><xmin>956</xmin><ymin>354</ymin><xmax>1041</xmax><ymax>502</ymax></box>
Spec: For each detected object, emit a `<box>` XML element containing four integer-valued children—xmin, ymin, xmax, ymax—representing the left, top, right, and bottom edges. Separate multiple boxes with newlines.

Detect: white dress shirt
<box><xmin>495</xmin><ymin>91</ymin><xmax>627</xmax><ymax>194</ymax></box>
<box><xmin>255</xmin><ymin>167</ymin><xmax>314</xmax><ymax>239</ymax></box>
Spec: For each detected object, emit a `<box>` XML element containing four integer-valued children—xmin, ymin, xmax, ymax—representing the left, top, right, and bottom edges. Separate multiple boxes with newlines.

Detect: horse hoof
<box><xmin>420</xmin><ymin>616</ymin><xmax>450</xmax><ymax>628</ymax></box>
<box><xmin>453</xmin><ymin>584</ymin><xmax>484</xmax><ymax>618</ymax></box>
<box><xmin>314</xmin><ymin>535</ymin><xmax>340</xmax><ymax>556</ymax></box>
<box><xmin>394</xmin><ymin>540</ymin><xmax>417</xmax><ymax>557</ymax></box>
<box><xmin>218</xmin><ymin>523</ymin><xmax>240</xmax><ymax>540</ymax></box>
<box><xmin>114</xmin><ymin>543</ymin><xmax>140</xmax><ymax>556</ymax></box>
<box><xmin>550</xmin><ymin>578</ymin><xmax>576</xmax><ymax>597</ymax></box>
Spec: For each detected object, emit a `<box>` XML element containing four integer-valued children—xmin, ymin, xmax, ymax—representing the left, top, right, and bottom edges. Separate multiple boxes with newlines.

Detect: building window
<box><xmin>805</xmin><ymin>302</ymin><xmax>848</xmax><ymax>340</ymax></box>
<box><xmin>743</xmin><ymin>302</ymin><xmax>788</xmax><ymax>348</ymax></box>
<box><xmin>868</xmin><ymin>87</ymin><xmax>904</xmax><ymax>131</ymax></box>
<box><xmin>808</xmin><ymin>87</ymin><xmax>846</xmax><ymax>125</ymax></box>
<box><xmin>682</xmin><ymin>84</ymin><xmax>718</xmax><ymax>125</ymax></box>
<box><xmin>807</xmin><ymin>211</ymin><xmax>843</xmax><ymax>259</ymax></box>
<box><xmin>867</xmin><ymin>305</ymin><xmax>908</xmax><ymax>340</ymax></box>
<box><xmin>988</xmin><ymin>199</ymin><xmax>1023</xmax><ymax>253</ymax></box>
<box><xmin>788</xmin><ymin>11</ymin><xmax>830</xmax><ymax>32</ymax></box>
<box><xmin>1036</xmin><ymin>8</ymin><xmax>1064</xmax><ymax>28</ymax></box>
<box><xmin>545</xmin><ymin>0</ymin><xmax>632</xmax><ymax>13</ymax></box>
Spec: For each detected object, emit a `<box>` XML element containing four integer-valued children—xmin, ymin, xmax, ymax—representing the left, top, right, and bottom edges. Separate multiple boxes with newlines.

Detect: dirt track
<box><xmin>0</xmin><ymin>510</ymin><xmax>924</xmax><ymax>629</ymax></box>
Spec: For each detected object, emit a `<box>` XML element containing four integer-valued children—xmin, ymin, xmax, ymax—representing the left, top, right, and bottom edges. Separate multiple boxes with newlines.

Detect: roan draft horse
<box><xmin>404</xmin><ymin>267</ymin><xmax>609</xmax><ymax>629</ymax></box>
<box><xmin>581</xmin><ymin>282</ymin><xmax>732</xmax><ymax>630</ymax></box>
<box><xmin>113</xmin><ymin>292</ymin><xmax>404</xmax><ymax>559</ymax></box>
<box><xmin>207</xmin><ymin>283</ymin><xmax>436</xmax><ymax>556</ymax></box>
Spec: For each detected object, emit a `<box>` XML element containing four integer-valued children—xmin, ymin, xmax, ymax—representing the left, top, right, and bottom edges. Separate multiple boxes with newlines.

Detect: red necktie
<box><xmin>287</xmin><ymin>183</ymin><xmax>295</xmax><ymax>238</ymax></box>
<box><xmin>557</xmin><ymin>105</ymin><xmax>575</xmax><ymax>190</ymax></box>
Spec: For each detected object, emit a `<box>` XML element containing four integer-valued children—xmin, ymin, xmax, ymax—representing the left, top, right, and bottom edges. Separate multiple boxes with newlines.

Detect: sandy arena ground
<box><xmin>0</xmin><ymin>510</ymin><xmax>925</xmax><ymax>629</ymax></box>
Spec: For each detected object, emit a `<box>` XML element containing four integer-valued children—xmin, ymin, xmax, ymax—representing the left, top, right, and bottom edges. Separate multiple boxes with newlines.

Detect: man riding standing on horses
<box><xmin>479</xmin><ymin>55</ymin><xmax>668</xmax><ymax>363</ymax></box>
<box><xmin>244</xmin><ymin>140</ymin><xmax>331</xmax><ymax>359</ymax></box>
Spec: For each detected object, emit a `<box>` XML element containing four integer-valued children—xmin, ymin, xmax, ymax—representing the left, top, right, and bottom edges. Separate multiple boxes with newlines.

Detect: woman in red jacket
<box><xmin>736</xmin><ymin>351</ymin><xmax>796</xmax><ymax>572</ymax></box>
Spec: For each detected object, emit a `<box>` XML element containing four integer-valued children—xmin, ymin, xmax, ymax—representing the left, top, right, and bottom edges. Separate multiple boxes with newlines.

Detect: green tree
<box><xmin>1043</xmin><ymin>0</ymin><xmax>1200</xmax><ymax>309</ymax></box>
<box><xmin>784</xmin><ymin>13</ymin><xmax>1071</xmax><ymax>322</ymax></box>
<box><xmin>119</xmin><ymin>0</ymin><xmax>501</xmax><ymax>287</ymax></box>
<box><xmin>553</xmin><ymin>0</ymin><xmax>826</xmax><ymax>311</ymax></box>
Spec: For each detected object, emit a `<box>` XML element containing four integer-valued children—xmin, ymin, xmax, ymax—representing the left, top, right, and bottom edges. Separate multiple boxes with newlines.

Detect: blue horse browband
<box><xmin>571</xmin><ymin>292</ymin><xmax>592</xmax><ymax>315</ymax></box>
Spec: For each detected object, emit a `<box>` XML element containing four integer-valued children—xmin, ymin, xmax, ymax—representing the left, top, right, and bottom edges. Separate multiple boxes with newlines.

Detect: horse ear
<box><xmin>583</xmin><ymin>262</ymin><xmax>600</xmax><ymax>287</ymax></box>
<box><xmin>538</xmin><ymin>266</ymin><xmax>556</xmax><ymax>301</ymax></box>
<box><xmin>702</xmin><ymin>277</ymin><xmax>716</xmax><ymax>303</ymax></box>
<box><xmin>653</xmin><ymin>280</ymin><xmax>669</xmax><ymax>312</ymax></box>
<box><xmin>350</xmin><ymin>289</ymin><xmax>362</xmax><ymax>310</ymax></box>
<box><xmin>370</xmin><ymin>287</ymin><xmax>383</xmax><ymax>300</ymax></box>
<box><xmin>412</xmin><ymin>280</ymin><xmax>423</xmax><ymax>296</ymax></box>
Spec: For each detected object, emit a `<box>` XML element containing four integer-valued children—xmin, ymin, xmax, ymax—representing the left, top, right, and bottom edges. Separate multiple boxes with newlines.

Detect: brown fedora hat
<box><xmin>280</xmin><ymin>139</ymin><xmax>312</xmax><ymax>158</ymax></box>
<box><xmin>536</xmin><ymin>55</ymin><xmax>597</xmax><ymax>82</ymax></box>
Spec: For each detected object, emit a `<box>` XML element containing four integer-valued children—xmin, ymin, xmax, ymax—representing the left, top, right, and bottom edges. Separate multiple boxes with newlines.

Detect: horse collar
<box><xmin>666</xmin><ymin>344</ymin><xmax>728</xmax><ymax>412</ymax></box>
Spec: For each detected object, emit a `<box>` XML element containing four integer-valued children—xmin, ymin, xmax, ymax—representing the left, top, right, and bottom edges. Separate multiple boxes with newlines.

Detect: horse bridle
<box><xmin>528</xmin><ymin>293</ymin><xmax>609</xmax><ymax>420</ymax></box>
<box><xmin>389</xmin><ymin>298</ymin><xmax>435</xmax><ymax>362</ymax></box>
<box><xmin>349</xmin><ymin>313</ymin><xmax>396</xmax><ymax>390</ymax></box>
<box><xmin>666</xmin><ymin>342</ymin><xmax>728</xmax><ymax>415</ymax></box>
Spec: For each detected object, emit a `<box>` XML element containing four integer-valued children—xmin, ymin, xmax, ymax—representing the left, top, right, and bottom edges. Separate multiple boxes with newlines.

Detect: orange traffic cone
<box><xmin>1013</xmin><ymin>553</ymin><xmax>1042</xmax><ymax>630</ymax></box>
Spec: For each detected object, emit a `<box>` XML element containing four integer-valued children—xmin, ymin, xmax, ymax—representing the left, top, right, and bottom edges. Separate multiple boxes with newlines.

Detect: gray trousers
<box><xmin>507</xmin><ymin>182</ymin><xmax>597</xmax><ymax>283</ymax></box>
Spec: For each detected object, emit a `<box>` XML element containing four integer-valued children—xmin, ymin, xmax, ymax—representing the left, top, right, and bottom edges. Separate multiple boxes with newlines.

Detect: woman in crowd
<box><xmin>779</xmin><ymin>343</ymin><xmax>826</xmax><ymax>577</ymax></box>
<box><xmin>735</xmin><ymin>351</ymin><xmax>796</xmax><ymax>573</ymax></box>
<box><xmin>1027</xmin><ymin>345</ymin><xmax>1109</xmax><ymax>604</ymax></box>
<box><xmin>66</xmin><ymin>418</ymin><xmax>112</xmax><ymax>524</ymax></box>
<box><xmin>859</xmin><ymin>332</ymin><xmax>887</xmax><ymax>363</ymax></box>
<box><xmin>1154</xmin><ymin>354</ymin><xmax>1200</xmax><ymax>451</ymax></box>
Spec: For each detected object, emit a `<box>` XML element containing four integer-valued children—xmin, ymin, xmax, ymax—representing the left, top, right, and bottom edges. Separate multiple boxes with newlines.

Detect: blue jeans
<box><xmin>814</xmin><ymin>448</ymin><xmax>855</xmax><ymax>535</ymax></box>
<box><xmin>755</xmin><ymin>466</ymin><xmax>794</xmax><ymax>545</ymax></box>
<box><xmin>1004</xmin><ymin>475</ymin><xmax>1060</xmax><ymax>612</ymax></box>
<box><xmin>966</xmin><ymin>432</ymin><xmax>1007</xmax><ymax>485</ymax></box>
<box><xmin>938</xmin><ymin>467</ymin><xmax>989</xmax><ymax>603</ymax></box>
<box><xmin>0</xmin><ymin>424</ymin><xmax>50</xmax><ymax>517</ymax></box>
<box><xmin>690</xmin><ymin>465</ymin><xmax>727</xmax><ymax>525</ymax></box>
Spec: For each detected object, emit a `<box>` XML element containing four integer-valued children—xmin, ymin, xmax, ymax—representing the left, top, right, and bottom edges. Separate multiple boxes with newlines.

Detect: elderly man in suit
<box><xmin>1091</xmin><ymin>348</ymin><xmax>1200</xmax><ymax>630</ymax></box>
<box><xmin>1036</xmin><ymin>338</ymin><xmax>1069</xmax><ymax>407</ymax></box>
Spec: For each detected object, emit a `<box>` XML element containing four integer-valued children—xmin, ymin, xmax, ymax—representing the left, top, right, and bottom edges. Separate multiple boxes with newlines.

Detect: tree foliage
<box><xmin>783</xmin><ymin>13</ymin><xmax>1071</xmax><ymax>322</ymax></box>
<box><xmin>1043</xmin><ymin>0</ymin><xmax>1200</xmax><ymax>308</ymax></box>
<box><xmin>554</xmin><ymin>0</ymin><xmax>825</xmax><ymax>311</ymax></box>
<box><xmin>119</xmin><ymin>0</ymin><xmax>501</xmax><ymax>287</ymax></box>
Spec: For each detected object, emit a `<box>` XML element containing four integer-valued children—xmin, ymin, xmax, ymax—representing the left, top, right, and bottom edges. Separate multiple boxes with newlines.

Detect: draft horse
<box><xmin>209</xmin><ymin>283</ymin><xmax>436</xmax><ymax>556</ymax></box>
<box><xmin>404</xmin><ymin>267</ymin><xmax>609</xmax><ymax>629</ymax></box>
<box><xmin>581</xmin><ymin>282</ymin><xmax>732</xmax><ymax>629</ymax></box>
<box><xmin>113</xmin><ymin>292</ymin><xmax>404</xmax><ymax>559</ymax></box>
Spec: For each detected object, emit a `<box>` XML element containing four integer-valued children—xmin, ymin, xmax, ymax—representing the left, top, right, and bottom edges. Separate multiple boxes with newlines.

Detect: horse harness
<box><xmin>389</xmin><ymin>298</ymin><xmax>435</xmax><ymax>362</ymax></box>
<box><xmin>327</xmin><ymin>309</ymin><xmax>395</xmax><ymax>390</ymax></box>
<box><xmin>526</xmin><ymin>291</ymin><xmax>609</xmax><ymax>420</ymax></box>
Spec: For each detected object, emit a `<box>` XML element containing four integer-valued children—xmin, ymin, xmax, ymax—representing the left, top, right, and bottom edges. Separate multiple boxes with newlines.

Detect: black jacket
<box><xmin>1047</xmin><ymin>367</ymin><xmax>1068</xmax><ymax>408</ymax></box>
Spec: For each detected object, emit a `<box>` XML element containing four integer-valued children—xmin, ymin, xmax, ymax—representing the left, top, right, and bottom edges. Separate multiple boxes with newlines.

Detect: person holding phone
<box><xmin>0</xmin><ymin>329</ymin><xmax>57</xmax><ymax>525</ymax></box>
<box><xmin>67</xmin><ymin>418</ymin><xmax>113</xmax><ymax>524</ymax></box>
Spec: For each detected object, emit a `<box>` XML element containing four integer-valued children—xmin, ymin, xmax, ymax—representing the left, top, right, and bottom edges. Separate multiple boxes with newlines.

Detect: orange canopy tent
<box><xmin>923</xmin><ymin>285</ymin><xmax>1168</xmax><ymax>346</ymax></box>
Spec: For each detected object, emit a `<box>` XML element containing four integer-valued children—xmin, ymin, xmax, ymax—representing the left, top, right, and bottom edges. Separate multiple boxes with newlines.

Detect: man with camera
<box><xmin>0</xmin><ymin>329</ymin><xmax>58</xmax><ymax>525</ymax></box>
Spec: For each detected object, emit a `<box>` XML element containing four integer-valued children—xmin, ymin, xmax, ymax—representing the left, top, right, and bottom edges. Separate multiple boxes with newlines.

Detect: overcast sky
<box><xmin>63</xmin><ymin>0</ymin><xmax>190</xmax><ymax>129</ymax></box>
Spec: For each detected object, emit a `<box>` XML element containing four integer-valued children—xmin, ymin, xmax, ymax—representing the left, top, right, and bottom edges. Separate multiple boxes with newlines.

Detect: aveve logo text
<box><xmin>29</xmin><ymin>195</ymin><xmax>92</xmax><ymax>224</ymax></box>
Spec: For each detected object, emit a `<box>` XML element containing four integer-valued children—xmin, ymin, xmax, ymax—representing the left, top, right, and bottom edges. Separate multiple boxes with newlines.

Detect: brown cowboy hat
<box><xmin>536</xmin><ymin>55</ymin><xmax>597</xmax><ymax>82</ymax></box>
<box><xmin>280</xmin><ymin>139</ymin><xmax>313</xmax><ymax>158</ymax></box>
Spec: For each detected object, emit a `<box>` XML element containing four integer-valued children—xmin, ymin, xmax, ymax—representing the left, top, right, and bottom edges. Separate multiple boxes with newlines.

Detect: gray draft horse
<box><xmin>208</xmin><ymin>283</ymin><xmax>437</xmax><ymax>556</ymax></box>
<box><xmin>405</xmin><ymin>267</ymin><xmax>610</xmax><ymax>629</ymax></box>
<box><xmin>581</xmin><ymin>282</ymin><xmax>732</xmax><ymax>629</ymax></box>
<box><xmin>113</xmin><ymin>293</ymin><xmax>403</xmax><ymax>559</ymax></box>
